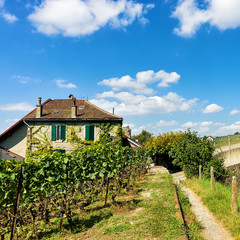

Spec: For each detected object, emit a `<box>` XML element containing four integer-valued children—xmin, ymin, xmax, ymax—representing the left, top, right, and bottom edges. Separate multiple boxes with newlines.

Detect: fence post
<box><xmin>10</xmin><ymin>166</ymin><xmax>24</xmax><ymax>240</ymax></box>
<box><xmin>210</xmin><ymin>166</ymin><xmax>214</xmax><ymax>189</ymax></box>
<box><xmin>232</xmin><ymin>176</ymin><xmax>238</xmax><ymax>214</ymax></box>
<box><xmin>199</xmin><ymin>165</ymin><xmax>202</xmax><ymax>180</ymax></box>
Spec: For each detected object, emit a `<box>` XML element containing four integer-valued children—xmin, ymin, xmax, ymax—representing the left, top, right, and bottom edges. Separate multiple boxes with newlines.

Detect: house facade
<box><xmin>0</xmin><ymin>95</ymin><xmax>123</xmax><ymax>158</ymax></box>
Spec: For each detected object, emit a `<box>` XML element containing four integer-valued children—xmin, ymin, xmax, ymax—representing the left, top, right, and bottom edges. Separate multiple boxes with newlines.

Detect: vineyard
<box><xmin>0</xmin><ymin>143</ymin><xmax>149</xmax><ymax>239</ymax></box>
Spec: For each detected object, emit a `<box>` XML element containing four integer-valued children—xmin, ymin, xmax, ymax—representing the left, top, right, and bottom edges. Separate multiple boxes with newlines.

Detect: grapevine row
<box><xmin>0</xmin><ymin>142</ymin><xmax>149</xmax><ymax>239</ymax></box>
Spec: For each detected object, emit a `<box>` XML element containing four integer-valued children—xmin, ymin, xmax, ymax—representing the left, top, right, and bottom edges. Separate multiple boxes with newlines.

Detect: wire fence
<box><xmin>214</xmin><ymin>135</ymin><xmax>240</xmax><ymax>150</ymax></box>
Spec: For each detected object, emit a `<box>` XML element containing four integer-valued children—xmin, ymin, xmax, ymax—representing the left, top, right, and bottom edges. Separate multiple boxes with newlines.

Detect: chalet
<box><xmin>0</xmin><ymin>95</ymin><xmax>123</xmax><ymax>158</ymax></box>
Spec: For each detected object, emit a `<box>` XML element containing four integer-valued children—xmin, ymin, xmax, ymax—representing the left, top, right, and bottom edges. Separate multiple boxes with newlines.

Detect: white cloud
<box><xmin>98</xmin><ymin>70</ymin><xmax>180</xmax><ymax>95</ymax></box>
<box><xmin>216</xmin><ymin>121</ymin><xmax>240</xmax><ymax>135</ymax></box>
<box><xmin>0</xmin><ymin>102</ymin><xmax>34</xmax><ymax>111</ymax></box>
<box><xmin>91</xmin><ymin>91</ymin><xmax>198</xmax><ymax>116</ymax></box>
<box><xmin>182</xmin><ymin>121</ymin><xmax>213</xmax><ymax>128</ymax></box>
<box><xmin>123</xmin><ymin>123</ymin><xmax>135</xmax><ymax>128</ymax></box>
<box><xmin>202</xmin><ymin>104</ymin><xmax>223</xmax><ymax>114</ymax></box>
<box><xmin>213</xmin><ymin>122</ymin><xmax>225</xmax><ymax>126</ymax></box>
<box><xmin>55</xmin><ymin>79</ymin><xmax>77</xmax><ymax>88</ymax></box>
<box><xmin>181</xmin><ymin>121</ymin><xmax>215</xmax><ymax>135</ymax></box>
<box><xmin>12</xmin><ymin>75</ymin><xmax>42</xmax><ymax>84</ymax></box>
<box><xmin>156</xmin><ymin>120</ymin><xmax>178</xmax><ymax>127</ymax></box>
<box><xmin>131</xmin><ymin>125</ymin><xmax>146</xmax><ymax>135</ymax></box>
<box><xmin>28</xmin><ymin>0</ymin><xmax>153</xmax><ymax>37</ymax></box>
<box><xmin>172</xmin><ymin>0</ymin><xmax>240</xmax><ymax>37</ymax></box>
<box><xmin>2</xmin><ymin>12</ymin><xmax>18</xmax><ymax>23</ymax></box>
<box><xmin>230</xmin><ymin>109</ymin><xmax>240</xmax><ymax>115</ymax></box>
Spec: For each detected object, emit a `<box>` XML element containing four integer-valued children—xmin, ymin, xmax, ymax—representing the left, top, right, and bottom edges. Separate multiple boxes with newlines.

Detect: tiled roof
<box><xmin>26</xmin><ymin>99</ymin><xmax>122</xmax><ymax>120</ymax></box>
<box><xmin>0</xmin><ymin>98</ymin><xmax>122</xmax><ymax>141</ymax></box>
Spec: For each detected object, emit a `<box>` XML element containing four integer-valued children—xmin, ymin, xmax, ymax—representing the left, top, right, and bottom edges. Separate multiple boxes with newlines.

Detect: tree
<box><xmin>145</xmin><ymin>131</ymin><xmax>182</xmax><ymax>167</ymax></box>
<box><xmin>169</xmin><ymin>130</ymin><xmax>228</xmax><ymax>181</ymax></box>
<box><xmin>131</xmin><ymin>130</ymin><xmax>153</xmax><ymax>146</ymax></box>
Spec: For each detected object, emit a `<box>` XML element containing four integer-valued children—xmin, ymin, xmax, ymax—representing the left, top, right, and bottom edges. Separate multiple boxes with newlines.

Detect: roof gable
<box><xmin>25</xmin><ymin>99</ymin><xmax>121</xmax><ymax>120</ymax></box>
<box><xmin>0</xmin><ymin>98</ymin><xmax>122</xmax><ymax>141</ymax></box>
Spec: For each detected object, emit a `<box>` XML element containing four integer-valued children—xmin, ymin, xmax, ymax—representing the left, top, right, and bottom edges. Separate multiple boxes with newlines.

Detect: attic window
<box><xmin>79</xmin><ymin>105</ymin><xmax>85</xmax><ymax>109</ymax></box>
<box><xmin>53</xmin><ymin>110</ymin><xmax>59</xmax><ymax>114</ymax></box>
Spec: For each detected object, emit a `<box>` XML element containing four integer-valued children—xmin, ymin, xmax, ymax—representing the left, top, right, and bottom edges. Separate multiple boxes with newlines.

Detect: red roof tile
<box><xmin>0</xmin><ymin>98</ymin><xmax>122</xmax><ymax>141</ymax></box>
<box><xmin>26</xmin><ymin>99</ymin><xmax>122</xmax><ymax>120</ymax></box>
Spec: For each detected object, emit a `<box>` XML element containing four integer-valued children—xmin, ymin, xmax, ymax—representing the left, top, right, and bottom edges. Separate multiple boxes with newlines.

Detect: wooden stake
<box><xmin>10</xmin><ymin>166</ymin><xmax>24</xmax><ymax>240</ymax></box>
<box><xmin>210</xmin><ymin>166</ymin><xmax>214</xmax><ymax>190</ymax></box>
<box><xmin>199</xmin><ymin>165</ymin><xmax>202</xmax><ymax>180</ymax></box>
<box><xmin>232</xmin><ymin>176</ymin><xmax>238</xmax><ymax>214</ymax></box>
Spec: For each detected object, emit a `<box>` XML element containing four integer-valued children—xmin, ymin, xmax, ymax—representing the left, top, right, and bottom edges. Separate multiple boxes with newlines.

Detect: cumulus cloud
<box><xmin>91</xmin><ymin>91</ymin><xmax>198</xmax><ymax>116</ymax></box>
<box><xmin>98</xmin><ymin>70</ymin><xmax>180</xmax><ymax>95</ymax></box>
<box><xmin>182</xmin><ymin>121</ymin><xmax>213</xmax><ymax>128</ymax></box>
<box><xmin>1</xmin><ymin>12</ymin><xmax>18</xmax><ymax>23</ymax></box>
<box><xmin>123</xmin><ymin>123</ymin><xmax>135</xmax><ymax>129</ymax></box>
<box><xmin>216</xmin><ymin>121</ymin><xmax>240</xmax><ymax>135</ymax></box>
<box><xmin>156</xmin><ymin>120</ymin><xmax>178</xmax><ymax>127</ymax></box>
<box><xmin>181</xmin><ymin>121</ymin><xmax>215</xmax><ymax>135</ymax></box>
<box><xmin>0</xmin><ymin>1</ymin><xmax>18</xmax><ymax>23</ymax></box>
<box><xmin>55</xmin><ymin>79</ymin><xmax>77</xmax><ymax>88</ymax></box>
<box><xmin>28</xmin><ymin>0</ymin><xmax>154</xmax><ymax>37</ymax></box>
<box><xmin>0</xmin><ymin>102</ymin><xmax>34</xmax><ymax>111</ymax></box>
<box><xmin>172</xmin><ymin>0</ymin><xmax>240</xmax><ymax>37</ymax></box>
<box><xmin>131</xmin><ymin>125</ymin><xmax>146</xmax><ymax>135</ymax></box>
<box><xmin>202</xmin><ymin>104</ymin><xmax>223</xmax><ymax>114</ymax></box>
<box><xmin>230</xmin><ymin>109</ymin><xmax>240</xmax><ymax>115</ymax></box>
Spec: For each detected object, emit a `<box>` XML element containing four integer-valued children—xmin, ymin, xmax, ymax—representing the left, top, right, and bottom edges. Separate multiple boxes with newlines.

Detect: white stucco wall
<box><xmin>0</xmin><ymin>122</ymin><xmax>120</xmax><ymax>157</ymax></box>
<box><xmin>0</xmin><ymin>125</ymin><xmax>27</xmax><ymax>158</ymax></box>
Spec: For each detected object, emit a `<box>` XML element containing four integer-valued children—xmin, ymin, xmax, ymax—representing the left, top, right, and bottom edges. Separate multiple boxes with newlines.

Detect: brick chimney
<box><xmin>36</xmin><ymin>97</ymin><xmax>42</xmax><ymax>118</ymax></box>
<box><xmin>125</xmin><ymin>126</ymin><xmax>131</xmax><ymax>138</ymax></box>
<box><xmin>71</xmin><ymin>100</ymin><xmax>77</xmax><ymax>118</ymax></box>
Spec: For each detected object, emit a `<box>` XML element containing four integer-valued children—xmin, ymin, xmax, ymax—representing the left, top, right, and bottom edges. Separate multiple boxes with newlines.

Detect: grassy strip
<box><xmin>176</xmin><ymin>187</ymin><xmax>204</xmax><ymax>240</ymax></box>
<box><xmin>184</xmin><ymin>177</ymin><xmax>240</xmax><ymax>239</ymax></box>
<box><xmin>20</xmin><ymin>171</ymin><xmax>187</xmax><ymax>239</ymax></box>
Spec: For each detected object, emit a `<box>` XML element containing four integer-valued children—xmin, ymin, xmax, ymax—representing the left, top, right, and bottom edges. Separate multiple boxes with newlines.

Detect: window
<box><xmin>56</xmin><ymin>149</ymin><xmax>66</xmax><ymax>153</ymax></box>
<box><xmin>85</xmin><ymin>125</ymin><xmax>94</xmax><ymax>141</ymax></box>
<box><xmin>51</xmin><ymin>125</ymin><xmax>66</xmax><ymax>141</ymax></box>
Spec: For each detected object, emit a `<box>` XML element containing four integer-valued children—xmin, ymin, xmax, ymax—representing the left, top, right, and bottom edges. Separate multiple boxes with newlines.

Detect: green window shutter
<box><xmin>57</xmin><ymin>149</ymin><xmax>65</xmax><ymax>153</ymax></box>
<box><xmin>85</xmin><ymin>125</ymin><xmax>94</xmax><ymax>141</ymax></box>
<box><xmin>51</xmin><ymin>125</ymin><xmax>56</xmax><ymax>141</ymax></box>
<box><xmin>89</xmin><ymin>125</ymin><xmax>94</xmax><ymax>141</ymax></box>
<box><xmin>61</xmin><ymin>125</ymin><xmax>66</xmax><ymax>141</ymax></box>
<box><xmin>85</xmin><ymin>125</ymin><xmax>90</xmax><ymax>140</ymax></box>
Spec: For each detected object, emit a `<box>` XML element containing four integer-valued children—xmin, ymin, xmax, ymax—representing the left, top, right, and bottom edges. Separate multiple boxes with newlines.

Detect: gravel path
<box><xmin>172</xmin><ymin>171</ymin><xmax>234</xmax><ymax>240</ymax></box>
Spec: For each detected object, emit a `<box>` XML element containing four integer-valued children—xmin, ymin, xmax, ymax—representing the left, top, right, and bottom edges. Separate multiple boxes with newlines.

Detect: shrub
<box><xmin>145</xmin><ymin>131</ymin><xmax>182</xmax><ymax>166</ymax></box>
<box><xmin>169</xmin><ymin>130</ymin><xmax>228</xmax><ymax>181</ymax></box>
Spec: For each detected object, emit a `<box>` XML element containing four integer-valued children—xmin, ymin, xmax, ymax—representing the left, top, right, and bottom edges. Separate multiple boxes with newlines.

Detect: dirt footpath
<box><xmin>172</xmin><ymin>171</ymin><xmax>234</xmax><ymax>240</ymax></box>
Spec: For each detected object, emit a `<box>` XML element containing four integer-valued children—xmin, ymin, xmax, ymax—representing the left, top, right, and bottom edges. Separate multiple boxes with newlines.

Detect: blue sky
<box><xmin>1</xmin><ymin>0</ymin><xmax>240</xmax><ymax>137</ymax></box>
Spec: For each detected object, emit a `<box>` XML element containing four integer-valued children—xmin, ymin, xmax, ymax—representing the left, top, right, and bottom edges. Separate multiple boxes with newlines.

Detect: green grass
<box><xmin>6</xmin><ymin>172</ymin><xmax>207</xmax><ymax>239</ymax></box>
<box><xmin>184</xmin><ymin>177</ymin><xmax>240</xmax><ymax>239</ymax></box>
<box><xmin>12</xmin><ymin>172</ymin><xmax>192</xmax><ymax>239</ymax></box>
